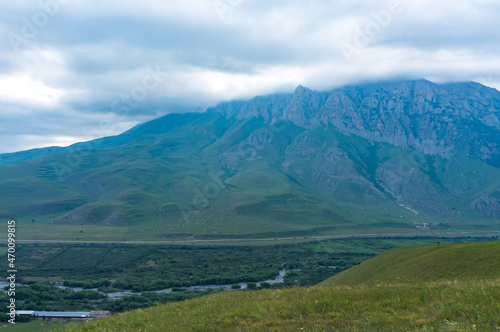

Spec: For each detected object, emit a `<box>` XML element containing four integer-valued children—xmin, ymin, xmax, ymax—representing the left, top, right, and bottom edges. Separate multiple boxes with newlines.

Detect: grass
<box><xmin>0</xmin><ymin>320</ymin><xmax>77</xmax><ymax>332</ymax></box>
<box><xmin>319</xmin><ymin>240</ymin><xmax>500</xmax><ymax>287</ymax></box>
<box><xmin>0</xmin><ymin>224</ymin><xmax>129</xmax><ymax>241</ymax></box>
<box><xmin>57</xmin><ymin>241</ymin><xmax>500</xmax><ymax>331</ymax></box>
<box><xmin>58</xmin><ymin>279</ymin><xmax>500</xmax><ymax>331</ymax></box>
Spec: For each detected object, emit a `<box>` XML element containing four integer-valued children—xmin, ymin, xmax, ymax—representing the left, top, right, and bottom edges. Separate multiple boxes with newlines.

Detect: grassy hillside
<box><xmin>59</xmin><ymin>281</ymin><xmax>500</xmax><ymax>331</ymax></box>
<box><xmin>57</xmin><ymin>241</ymin><xmax>500</xmax><ymax>331</ymax></box>
<box><xmin>319</xmin><ymin>240</ymin><xmax>500</xmax><ymax>287</ymax></box>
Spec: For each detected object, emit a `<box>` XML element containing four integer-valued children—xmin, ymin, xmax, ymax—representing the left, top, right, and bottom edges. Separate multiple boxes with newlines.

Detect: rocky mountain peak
<box><xmin>213</xmin><ymin>80</ymin><xmax>500</xmax><ymax>167</ymax></box>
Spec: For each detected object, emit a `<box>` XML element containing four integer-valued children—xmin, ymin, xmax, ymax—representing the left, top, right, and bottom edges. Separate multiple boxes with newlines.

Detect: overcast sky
<box><xmin>1</xmin><ymin>0</ymin><xmax>499</xmax><ymax>153</ymax></box>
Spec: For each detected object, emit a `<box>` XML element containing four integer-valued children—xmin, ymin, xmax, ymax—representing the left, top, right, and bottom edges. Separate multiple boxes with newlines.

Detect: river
<box><xmin>1</xmin><ymin>269</ymin><xmax>286</xmax><ymax>300</ymax></box>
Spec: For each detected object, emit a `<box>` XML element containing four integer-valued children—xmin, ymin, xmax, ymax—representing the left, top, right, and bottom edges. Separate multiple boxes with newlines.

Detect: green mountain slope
<box><xmin>58</xmin><ymin>241</ymin><xmax>500</xmax><ymax>331</ymax></box>
<box><xmin>0</xmin><ymin>80</ymin><xmax>499</xmax><ymax>241</ymax></box>
<box><xmin>319</xmin><ymin>240</ymin><xmax>500</xmax><ymax>287</ymax></box>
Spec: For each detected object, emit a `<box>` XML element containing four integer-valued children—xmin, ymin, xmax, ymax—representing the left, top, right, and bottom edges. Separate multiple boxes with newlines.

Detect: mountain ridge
<box><xmin>211</xmin><ymin>79</ymin><xmax>500</xmax><ymax>166</ymax></box>
<box><xmin>3</xmin><ymin>79</ymin><xmax>500</xmax><ymax>166</ymax></box>
<box><xmin>1</xmin><ymin>79</ymin><xmax>499</xmax><ymax>240</ymax></box>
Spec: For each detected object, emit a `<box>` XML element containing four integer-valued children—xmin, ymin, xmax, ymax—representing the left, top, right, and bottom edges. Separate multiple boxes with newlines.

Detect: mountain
<box><xmin>0</xmin><ymin>112</ymin><xmax>203</xmax><ymax>166</ymax></box>
<box><xmin>214</xmin><ymin>80</ymin><xmax>500</xmax><ymax>166</ymax></box>
<box><xmin>58</xmin><ymin>241</ymin><xmax>500</xmax><ymax>331</ymax></box>
<box><xmin>1</xmin><ymin>80</ymin><xmax>499</xmax><ymax>241</ymax></box>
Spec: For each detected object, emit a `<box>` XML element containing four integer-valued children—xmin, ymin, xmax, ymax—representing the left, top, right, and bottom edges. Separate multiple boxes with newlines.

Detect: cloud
<box><xmin>0</xmin><ymin>0</ymin><xmax>499</xmax><ymax>153</ymax></box>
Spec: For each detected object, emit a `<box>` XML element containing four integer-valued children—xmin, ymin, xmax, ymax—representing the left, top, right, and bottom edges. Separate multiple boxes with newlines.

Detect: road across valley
<box><xmin>4</xmin><ymin>230</ymin><xmax>499</xmax><ymax>246</ymax></box>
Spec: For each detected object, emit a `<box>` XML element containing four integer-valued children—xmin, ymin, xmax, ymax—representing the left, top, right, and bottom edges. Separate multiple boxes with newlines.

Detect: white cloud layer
<box><xmin>0</xmin><ymin>0</ymin><xmax>499</xmax><ymax>153</ymax></box>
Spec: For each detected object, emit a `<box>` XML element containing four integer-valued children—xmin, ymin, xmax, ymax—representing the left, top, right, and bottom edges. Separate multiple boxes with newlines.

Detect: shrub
<box><xmin>247</xmin><ymin>283</ymin><xmax>257</xmax><ymax>290</ymax></box>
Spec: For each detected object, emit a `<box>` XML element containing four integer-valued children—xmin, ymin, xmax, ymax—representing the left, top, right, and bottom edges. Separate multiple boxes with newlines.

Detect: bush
<box><xmin>111</xmin><ymin>281</ymin><xmax>129</xmax><ymax>290</ymax></box>
<box><xmin>71</xmin><ymin>290</ymin><xmax>106</xmax><ymax>300</ymax></box>
<box><xmin>246</xmin><ymin>283</ymin><xmax>257</xmax><ymax>290</ymax></box>
<box><xmin>231</xmin><ymin>284</ymin><xmax>241</xmax><ymax>289</ymax></box>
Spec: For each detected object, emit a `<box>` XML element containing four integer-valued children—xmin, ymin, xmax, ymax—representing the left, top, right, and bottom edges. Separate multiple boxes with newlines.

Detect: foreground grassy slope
<box><xmin>60</xmin><ymin>281</ymin><xmax>500</xmax><ymax>331</ymax></box>
<box><xmin>319</xmin><ymin>240</ymin><xmax>500</xmax><ymax>287</ymax></box>
<box><xmin>59</xmin><ymin>241</ymin><xmax>500</xmax><ymax>331</ymax></box>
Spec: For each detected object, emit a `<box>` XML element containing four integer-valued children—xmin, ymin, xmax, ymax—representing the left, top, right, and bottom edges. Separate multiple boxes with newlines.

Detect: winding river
<box><xmin>1</xmin><ymin>269</ymin><xmax>286</xmax><ymax>300</ymax></box>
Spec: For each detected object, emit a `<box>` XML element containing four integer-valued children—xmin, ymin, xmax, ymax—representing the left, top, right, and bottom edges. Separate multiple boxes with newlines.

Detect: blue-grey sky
<box><xmin>1</xmin><ymin>0</ymin><xmax>499</xmax><ymax>153</ymax></box>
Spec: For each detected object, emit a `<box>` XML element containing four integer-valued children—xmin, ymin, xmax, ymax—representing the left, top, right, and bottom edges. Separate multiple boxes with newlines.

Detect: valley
<box><xmin>2</xmin><ymin>0</ymin><xmax>499</xmax><ymax>329</ymax></box>
<box><xmin>55</xmin><ymin>241</ymin><xmax>500</xmax><ymax>331</ymax></box>
<box><xmin>0</xmin><ymin>236</ymin><xmax>495</xmax><ymax>320</ymax></box>
<box><xmin>1</xmin><ymin>80</ymin><xmax>499</xmax><ymax>330</ymax></box>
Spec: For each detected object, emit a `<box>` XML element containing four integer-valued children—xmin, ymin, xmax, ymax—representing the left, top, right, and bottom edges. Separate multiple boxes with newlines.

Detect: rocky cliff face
<box><xmin>213</xmin><ymin>80</ymin><xmax>500</xmax><ymax>218</ymax></box>
<box><xmin>213</xmin><ymin>80</ymin><xmax>500</xmax><ymax>167</ymax></box>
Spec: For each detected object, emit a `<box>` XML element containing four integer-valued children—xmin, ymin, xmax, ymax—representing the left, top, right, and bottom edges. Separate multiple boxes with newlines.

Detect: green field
<box><xmin>0</xmin><ymin>320</ymin><xmax>76</xmax><ymax>332</ymax></box>
<box><xmin>56</xmin><ymin>241</ymin><xmax>500</xmax><ymax>331</ymax></box>
<box><xmin>1</xmin><ymin>224</ymin><xmax>129</xmax><ymax>242</ymax></box>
